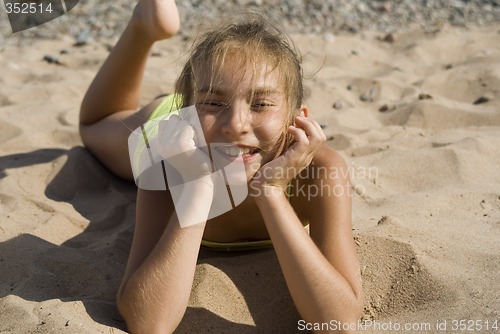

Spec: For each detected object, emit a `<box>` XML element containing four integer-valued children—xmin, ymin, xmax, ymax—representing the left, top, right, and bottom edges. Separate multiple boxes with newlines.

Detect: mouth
<box><xmin>218</xmin><ymin>146</ymin><xmax>259</xmax><ymax>157</ymax></box>
<box><xmin>212</xmin><ymin>144</ymin><xmax>261</xmax><ymax>163</ymax></box>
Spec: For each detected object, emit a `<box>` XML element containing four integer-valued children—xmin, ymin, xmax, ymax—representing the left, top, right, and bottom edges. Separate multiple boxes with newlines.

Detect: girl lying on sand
<box><xmin>79</xmin><ymin>0</ymin><xmax>363</xmax><ymax>332</ymax></box>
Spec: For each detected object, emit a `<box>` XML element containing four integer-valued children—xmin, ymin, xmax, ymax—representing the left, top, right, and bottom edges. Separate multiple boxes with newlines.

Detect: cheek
<box><xmin>197</xmin><ymin>113</ymin><xmax>217</xmax><ymax>139</ymax></box>
<box><xmin>255</xmin><ymin>116</ymin><xmax>288</xmax><ymax>147</ymax></box>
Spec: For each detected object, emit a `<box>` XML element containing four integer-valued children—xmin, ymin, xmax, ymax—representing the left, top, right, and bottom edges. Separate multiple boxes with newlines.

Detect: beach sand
<box><xmin>0</xmin><ymin>23</ymin><xmax>499</xmax><ymax>333</ymax></box>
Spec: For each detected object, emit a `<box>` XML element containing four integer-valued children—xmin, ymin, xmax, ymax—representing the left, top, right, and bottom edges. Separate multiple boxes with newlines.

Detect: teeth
<box><xmin>221</xmin><ymin>146</ymin><xmax>253</xmax><ymax>157</ymax></box>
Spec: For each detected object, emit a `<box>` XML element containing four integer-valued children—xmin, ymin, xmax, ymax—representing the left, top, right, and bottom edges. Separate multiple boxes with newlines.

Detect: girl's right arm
<box><xmin>116</xmin><ymin>187</ymin><xmax>209</xmax><ymax>333</ymax></box>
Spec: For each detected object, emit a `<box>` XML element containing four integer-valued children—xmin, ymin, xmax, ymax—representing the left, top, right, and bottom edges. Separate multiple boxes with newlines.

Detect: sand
<box><xmin>0</xmin><ymin>23</ymin><xmax>499</xmax><ymax>333</ymax></box>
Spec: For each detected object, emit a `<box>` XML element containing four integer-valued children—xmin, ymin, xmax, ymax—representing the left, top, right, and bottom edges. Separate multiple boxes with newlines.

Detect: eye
<box><xmin>196</xmin><ymin>100</ymin><xmax>228</xmax><ymax>111</ymax></box>
<box><xmin>251</xmin><ymin>100</ymin><xmax>275</xmax><ymax>111</ymax></box>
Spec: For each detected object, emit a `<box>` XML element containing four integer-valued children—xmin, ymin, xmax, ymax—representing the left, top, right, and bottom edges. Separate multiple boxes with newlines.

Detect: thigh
<box><xmin>79</xmin><ymin>99</ymin><xmax>163</xmax><ymax>180</ymax></box>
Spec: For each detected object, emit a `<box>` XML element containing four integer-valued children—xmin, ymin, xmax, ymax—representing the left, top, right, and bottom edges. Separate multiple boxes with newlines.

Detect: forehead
<box><xmin>195</xmin><ymin>51</ymin><xmax>285</xmax><ymax>94</ymax></box>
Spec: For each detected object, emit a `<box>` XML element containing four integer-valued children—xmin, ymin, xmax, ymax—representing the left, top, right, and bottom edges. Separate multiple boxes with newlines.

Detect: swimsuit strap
<box><xmin>201</xmin><ymin>238</ymin><xmax>274</xmax><ymax>252</ymax></box>
<box><xmin>149</xmin><ymin>93</ymin><xmax>183</xmax><ymax>121</ymax></box>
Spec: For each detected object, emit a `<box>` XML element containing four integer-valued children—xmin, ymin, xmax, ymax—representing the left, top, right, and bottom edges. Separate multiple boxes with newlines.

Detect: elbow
<box><xmin>339</xmin><ymin>292</ymin><xmax>365</xmax><ymax>334</ymax></box>
<box><xmin>306</xmin><ymin>295</ymin><xmax>365</xmax><ymax>334</ymax></box>
<box><xmin>354</xmin><ymin>287</ymin><xmax>365</xmax><ymax>321</ymax></box>
<box><xmin>331</xmin><ymin>292</ymin><xmax>365</xmax><ymax>334</ymax></box>
<box><xmin>116</xmin><ymin>293</ymin><xmax>183</xmax><ymax>334</ymax></box>
<box><xmin>345</xmin><ymin>289</ymin><xmax>364</xmax><ymax>326</ymax></box>
<box><xmin>116</xmin><ymin>294</ymin><xmax>144</xmax><ymax>334</ymax></box>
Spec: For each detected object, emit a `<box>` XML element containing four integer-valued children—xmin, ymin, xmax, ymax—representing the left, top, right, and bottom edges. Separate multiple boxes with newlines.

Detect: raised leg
<box><xmin>79</xmin><ymin>0</ymin><xmax>180</xmax><ymax>179</ymax></box>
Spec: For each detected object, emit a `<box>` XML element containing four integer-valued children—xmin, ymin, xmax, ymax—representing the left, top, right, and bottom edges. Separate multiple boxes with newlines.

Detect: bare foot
<box><xmin>131</xmin><ymin>0</ymin><xmax>180</xmax><ymax>42</ymax></box>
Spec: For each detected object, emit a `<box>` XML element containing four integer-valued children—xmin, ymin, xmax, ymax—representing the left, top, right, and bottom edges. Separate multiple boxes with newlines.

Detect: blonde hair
<box><xmin>174</xmin><ymin>14</ymin><xmax>304</xmax><ymax>146</ymax></box>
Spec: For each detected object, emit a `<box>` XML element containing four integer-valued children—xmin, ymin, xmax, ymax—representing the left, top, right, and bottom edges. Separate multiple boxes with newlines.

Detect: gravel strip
<box><xmin>1</xmin><ymin>0</ymin><xmax>499</xmax><ymax>47</ymax></box>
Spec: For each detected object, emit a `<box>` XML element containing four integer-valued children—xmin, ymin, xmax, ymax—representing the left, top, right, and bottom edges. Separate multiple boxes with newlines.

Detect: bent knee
<box><xmin>79</xmin><ymin>121</ymin><xmax>134</xmax><ymax>180</ymax></box>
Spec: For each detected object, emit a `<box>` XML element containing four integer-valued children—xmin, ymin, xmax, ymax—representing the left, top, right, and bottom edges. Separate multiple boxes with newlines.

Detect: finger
<box><xmin>158</xmin><ymin>118</ymin><xmax>196</xmax><ymax>158</ymax></box>
<box><xmin>309</xmin><ymin>119</ymin><xmax>327</xmax><ymax>142</ymax></box>
<box><xmin>294</xmin><ymin>116</ymin><xmax>320</xmax><ymax>138</ymax></box>
<box><xmin>158</xmin><ymin>115</ymin><xmax>189</xmax><ymax>142</ymax></box>
<box><xmin>179</xmin><ymin>105</ymin><xmax>207</xmax><ymax>147</ymax></box>
<box><xmin>295</xmin><ymin>116</ymin><xmax>326</xmax><ymax>143</ymax></box>
<box><xmin>288</xmin><ymin>124</ymin><xmax>309</xmax><ymax>144</ymax></box>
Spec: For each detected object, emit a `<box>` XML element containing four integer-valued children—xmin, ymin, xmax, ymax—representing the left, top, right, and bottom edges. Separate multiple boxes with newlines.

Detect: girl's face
<box><xmin>194</xmin><ymin>54</ymin><xmax>292</xmax><ymax>181</ymax></box>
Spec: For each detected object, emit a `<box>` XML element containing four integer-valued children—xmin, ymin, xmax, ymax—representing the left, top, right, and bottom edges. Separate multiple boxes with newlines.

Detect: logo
<box><xmin>3</xmin><ymin>0</ymin><xmax>79</xmax><ymax>33</ymax></box>
<box><xmin>128</xmin><ymin>105</ymin><xmax>248</xmax><ymax>228</ymax></box>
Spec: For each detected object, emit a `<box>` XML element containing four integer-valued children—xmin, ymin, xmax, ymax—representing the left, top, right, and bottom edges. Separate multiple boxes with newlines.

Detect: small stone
<box><xmin>377</xmin><ymin>215</ymin><xmax>399</xmax><ymax>225</ymax></box>
<box><xmin>418</xmin><ymin>93</ymin><xmax>433</xmax><ymax>100</ymax></box>
<box><xmin>377</xmin><ymin>216</ymin><xmax>388</xmax><ymax>225</ymax></box>
<box><xmin>323</xmin><ymin>32</ymin><xmax>335</xmax><ymax>43</ymax></box>
<box><xmin>43</xmin><ymin>55</ymin><xmax>63</xmax><ymax>65</ymax></box>
<box><xmin>382</xmin><ymin>33</ymin><xmax>395</xmax><ymax>43</ymax></box>
<box><xmin>473</xmin><ymin>96</ymin><xmax>490</xmax><ymax>105</ymax></box>
<box><xmin>332</xmin><ymin>100</ymin><xmax>344</xmax><ymax>109</ymax></box>
<box><xmin>320</xmin><ymin>124</ymin><xmax>328</xmax><ymax>129</ymax></box>
<box><xmin>444</xmin><ymin>63</ymin><xmax>453</xmax><ymax>70</ymax></box>
<box><xmin>73</xmin><ymin>31</ymin><xmax>90</xmax><ymax>47</ymax></box>
<box><xmin>379</xmin><ymin>104</ymin><xmax>395</xmax><ymax>112</ymax></box>
<box><xmin>360</xmin><ymin>87</ymin><xmax>379</xmax><ymax>102</ymax></box>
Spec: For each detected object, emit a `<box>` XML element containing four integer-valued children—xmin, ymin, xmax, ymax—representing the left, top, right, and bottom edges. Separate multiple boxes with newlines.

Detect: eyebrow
<box><xmin>197</xmin><ymin>86</ymin><xmax>282</xmax><ymax>96</ymax></box>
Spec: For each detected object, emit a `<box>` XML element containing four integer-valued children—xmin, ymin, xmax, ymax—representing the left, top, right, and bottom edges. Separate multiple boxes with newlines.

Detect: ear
<box><xmin>298</xmin><ymin>105</ymin><xmax>309</xmax><ymax>118</ymax></box>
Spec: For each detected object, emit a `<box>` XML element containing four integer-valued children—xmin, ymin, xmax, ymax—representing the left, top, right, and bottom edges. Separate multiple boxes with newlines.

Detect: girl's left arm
<box><xmin>253</xmin><ymin>131</ymin><xmax>363</xmax><ymax>332</ymax></box>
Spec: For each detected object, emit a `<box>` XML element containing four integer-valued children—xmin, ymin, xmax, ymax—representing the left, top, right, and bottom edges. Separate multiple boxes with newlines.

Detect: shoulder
<box><xmin>312</xmin><ymin>144</ymin><xmax>348</xmax><ymax>173</ymax></box>
<box><xmin>290</xmin><ymin>144</ymin><xmax>351</xmax><ymax>219</ymax></box>
<box><xmin>300</xmin><ymin>144</ymin><xmax>350</xmax><ymax>190</ymax></box>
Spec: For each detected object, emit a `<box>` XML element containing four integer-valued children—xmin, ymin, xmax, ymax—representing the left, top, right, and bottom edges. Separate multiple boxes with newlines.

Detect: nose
<box><xmin>221</xmin><ymin>102</ymin><xmax>251</xmax><ymax>137</ymax></box>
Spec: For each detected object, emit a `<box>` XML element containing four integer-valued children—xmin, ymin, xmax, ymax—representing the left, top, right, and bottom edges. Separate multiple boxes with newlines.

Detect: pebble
<box><xmin>332</xmin><ymin>99</ymin><xmax>344</xmax><ymax>110</ymax></box>
<box><xmin>43</xmin><ymin>55</ymin><xmax>63</xmax><ymax>65</ymax></box>
<box><xmin>322</xmin><ymin>32</ymin><xmax>335</xmax><ymax>43</ymax></box>
<box><xmin>73</xmin><ymin>31</ymin><xmax>90</xmax><ymax>47</ymax></box>
<box><xmin>377</xmin><ymin>215</ymin><xmax>400</xmax><ymax>226</ymax></box>
<box><xmin>382</xmin><ymin>33</ymin><xmax>395</xmax><ymax>43</ymax></box>
<box><xmin>418</xmin><ymin>93</ymin><xmax>433</xmax><ymax>100</ymax></box>
<box><xmin>360</xmin><ymin>87</ymin><xmax>379</xmax><ymax>102</ymax></box>
<box><xmin>473</xmin><ymin>96</ymin><xmax>491</xmax><ymax>105</ymax></box>
<box><xmin>379</xmin><ymin>104</ymin><xmax>395</xmax><ymax>112</ymax></box>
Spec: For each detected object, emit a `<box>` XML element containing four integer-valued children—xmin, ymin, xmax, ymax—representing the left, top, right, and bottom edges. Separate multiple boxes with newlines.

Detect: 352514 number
<box><xmin>5</xmin><ymin>2</ymin><xmax>53</xmax><ymax>14</ymax></box>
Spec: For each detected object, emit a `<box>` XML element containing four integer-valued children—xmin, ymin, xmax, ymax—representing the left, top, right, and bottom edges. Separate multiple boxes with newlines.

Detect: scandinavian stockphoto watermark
<box><xmin>3</xmin><ymin>0</ymin><xmax>79</xmax><ymax>33</ymax></box>
<box><xmin>249</xmin><ymin>163</ymin><xmax>377</xmax><ymax>200</ymax></box>
<box><xmin>128</xmin><ymin>104</ymin><xmax>377</xmax><ymax>227</ymax></box>
<box><xmin>298</xmin><ymin>319</ymin><xmax>499</xmax><ymax>332</ymax></box>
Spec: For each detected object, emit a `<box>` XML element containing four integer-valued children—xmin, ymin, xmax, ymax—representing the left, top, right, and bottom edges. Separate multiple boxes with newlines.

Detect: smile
<box><xmin>212</xmin><ymin>144</ymin><xmax>261</xmax><ymax>164</ymax></box>
<box><xmin>218</xmin><ymin>146</ymin><xmax>259</xmax><ymax>157</ymax></box>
